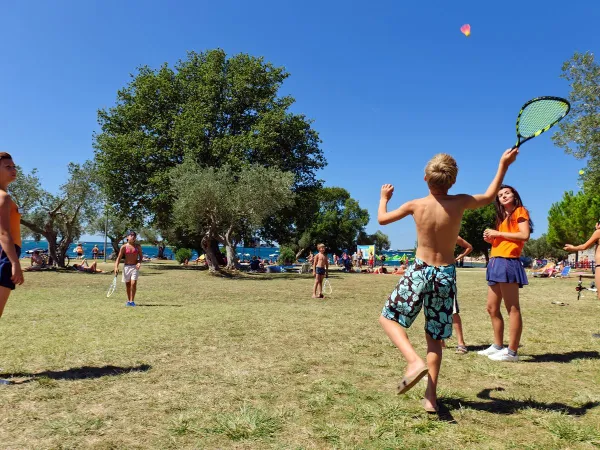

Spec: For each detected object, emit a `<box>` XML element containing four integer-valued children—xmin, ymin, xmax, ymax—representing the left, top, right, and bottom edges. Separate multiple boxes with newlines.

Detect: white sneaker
<box><xmin>488</xmin><ymin>348</ymin><xmax>519</xmax><ymax>362</ymax></box>
<box><xmin>477</xmin><ymin>345</ymin><xmax>504</xmax><ymax>356</ymax></box>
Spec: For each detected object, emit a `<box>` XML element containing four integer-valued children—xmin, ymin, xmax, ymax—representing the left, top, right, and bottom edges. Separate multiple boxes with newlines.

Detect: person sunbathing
<box><xmin>73</xmin><ymin>259</ymin><xmax>104</xmax><ymax>273</ymax></box>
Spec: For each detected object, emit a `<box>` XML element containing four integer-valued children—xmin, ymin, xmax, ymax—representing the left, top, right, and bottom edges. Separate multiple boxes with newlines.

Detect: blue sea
<box><xmin>20</xmin><ymin>240</ymin><xmax>486</xmax><ymax>267</ymax></box>
<box><xmin>20</xmin><ymin>240</ymin><xmax>282</xmax><ymax>261</ymax></box>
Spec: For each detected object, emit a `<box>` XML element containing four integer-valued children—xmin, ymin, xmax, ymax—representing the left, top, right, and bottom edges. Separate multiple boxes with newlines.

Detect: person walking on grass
<box><xmin>478</xmin><ymin>185</ymin><xmax>532</xmax><ymax>362</ymax></box>
<box><xmin>114</xmin><ymin>231</ymin><xmax>143</xmax><ymax>307</ymax></box>
<box><xmin>312</xmin><ymin>244</ymin><xmax>328</xmax><ymax>298</ymax></box>
<box><xmin>442</xmin><ymin>236</ymin><xmax>473</xmax><ymax>354</ymax></box>
<box><xmin>0</xmin><ymin>153</ymin><xmax>24</xmax><ymax>385</ymax></box>
<box><xmin>564</xmin><ymin>221</ymin><xmax>600</xmax><ymax>300</ymax></box>
<box><xmin>378</xmin><ymin>148</ymin><xmax>517</xmax><ymax>413</ymax></box>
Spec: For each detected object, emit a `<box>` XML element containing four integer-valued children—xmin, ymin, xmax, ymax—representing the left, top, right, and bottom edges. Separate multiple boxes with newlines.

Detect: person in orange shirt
<box><xmin>0</xmin><ymin>152</ymin><xmax>24</xmax><ymax>385</ymax></box>
<box><xmin>479</xmin><ymin>185</ymin><xmax>532</xmax><ymax>362</ymax></box>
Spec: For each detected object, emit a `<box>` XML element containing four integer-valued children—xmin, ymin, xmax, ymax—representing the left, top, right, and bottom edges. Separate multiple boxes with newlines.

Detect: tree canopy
<box><xmin>458</xmin><ymin>205</ymin><xmax>495</xmax><ymax>261</ymax></box>
<box><xmin>94</xmin><ymin>49</ymin><xmax>325</xmax><ymax>244</ymax></box>
<box><xmin>10</xmin><ymin>162</ymin><xmax>100</xmax><ymax>266</ymax></box>
<box><xmin>170</xmin><ymin>163</ymin><xmax>294</xmax><ymax>270</ymax></box>
<box><xmin>296</xmin><ymin>187</ymin><xmax>369</xmax><ymax>256</ymax></box>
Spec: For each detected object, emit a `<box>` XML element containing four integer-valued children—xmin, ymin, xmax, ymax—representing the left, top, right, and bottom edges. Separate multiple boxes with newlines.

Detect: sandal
<box><xmin>397</xmin><ymin>365</ymin><xmax>429</xmax><ymax>394</ymax></box>
<box><xmin>455</xmin><ymin>345</ymin><xmax>468</xmax><ymax>354</ymax></box>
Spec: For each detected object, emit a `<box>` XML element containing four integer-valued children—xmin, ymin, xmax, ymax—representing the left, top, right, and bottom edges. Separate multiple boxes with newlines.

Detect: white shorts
<box><xmin>122</xmin><ymin>265</ymin><xmax>139</xmax><ymax>282</ymax></box>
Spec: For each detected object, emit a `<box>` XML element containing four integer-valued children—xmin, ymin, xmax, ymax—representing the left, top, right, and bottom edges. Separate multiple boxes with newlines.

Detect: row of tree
<box><xmin>12</xmin><ymin>49</ymin><xmax>391</xmax><ymax>270</ymax></box>
<box><xmin>12</xmin><ymin>50</ymin><xmax>599</xmax><ymax>268</ymax></box>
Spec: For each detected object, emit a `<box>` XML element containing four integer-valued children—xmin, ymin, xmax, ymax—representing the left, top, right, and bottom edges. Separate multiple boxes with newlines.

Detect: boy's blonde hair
<box><xmin>425</xmin><ymin>154</ymin><xmax>458</xmax><ymax>191</ymax></box>
<box><xmin>317</xmin><ymin>243</ymin><xmax>325</xmax><ymax>250</ymax></box>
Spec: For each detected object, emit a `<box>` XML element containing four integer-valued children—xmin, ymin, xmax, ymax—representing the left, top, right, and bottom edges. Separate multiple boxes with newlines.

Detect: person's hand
<box><xmin>136</xmin><ymin>263</ymin><xmax>141</xmax><ymax>270</ymax></box>
<box><xmin>484</xmin><ymin>229</ymin><xmax>499</xmax><ymax>239</ymax></box>
<box><xmin>11</xmin><ymin>264</ymin><xmax>24</xmax><ymax>285</ymax></box>
<box><xmin>563</xmin><ymin>244</ymin><xmax>577</xmax><ymax>252</ymax></box>
<box><xmin>114</xmin><ymin>268</ymin><xmax>119</xmax><ymax>275</ymax></box>
<box><xmin>381</xmin><ymin>184</ymin><xmax>394</xmax><ymax>201</ymax></box>
<box><xmin>483</xmin><ymin>235</ymin><xmax>494</xmax><ymax>244</ymax></box>
<box><xmin>499</xmin><ymin>147</ymin><xmax>519</xmax><ymax>168</ymax></box>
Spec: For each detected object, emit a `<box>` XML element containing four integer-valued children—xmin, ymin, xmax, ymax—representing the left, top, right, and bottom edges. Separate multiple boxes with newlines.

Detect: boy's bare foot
<box><xmin>312</xmin><ymin>295</ymin><xmax>318</xmax><ymax>298</ymax></box>
<box><xmin>423</xmin><ymin>389</ymin><xmax>438</xmax><ymax>412</ymax></box>
<box><xmin>421</xmin><ymin>398</ymin><xmax>438</xmax><ymax>413</ymax></box>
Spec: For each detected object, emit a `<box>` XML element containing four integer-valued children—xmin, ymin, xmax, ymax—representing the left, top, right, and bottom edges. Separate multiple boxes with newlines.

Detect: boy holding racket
<box><xmin>312</xmin><ymin>243</ymin><xmax>328</xmax><ymax>298</ymax></box>
<box><xmin>378</xmin><ymin>148</ymin><xmax>518</xmax><ymax>412</ymax></box>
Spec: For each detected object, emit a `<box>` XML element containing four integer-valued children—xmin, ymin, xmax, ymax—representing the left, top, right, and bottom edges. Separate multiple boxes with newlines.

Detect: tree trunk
<box><xmin>220</xmin><ymin>227</ymin><xmax>239</xmax><ymax>270</ymax></box>
<box><xmin>210</xmin><ymin>238</ymin><xmax>226</xmax><ymax>266</ymax></box>
<box><xmin>295</xmin><ymin>247</ymin><xmax>307</xmax><ymax>261</ymax></box>
<box><xmin>202</xmin><ymin>234</ymin><xmax>220</xmax><ymax>271</ymax></box>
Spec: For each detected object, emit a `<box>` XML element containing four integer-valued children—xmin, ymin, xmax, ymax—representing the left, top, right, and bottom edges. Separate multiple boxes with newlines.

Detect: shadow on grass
<box><xmin>135</xmin><ymin>304</ymin><xmax>183</xmax><ymax>307</ymax></box>
<box><xmin>441</xmin><ymin>388</ymin><xmax>599</xmax><ymax>416</ymax></box>
<box><xmin>435</xmin><ymin>404</ymin><xmax>457</xmax><ymax>423</ymax></box>
<box><xmin>465</xmin><ymin>345</ymin><xmax>492</xmax><ymax>352</ymax></box>
<box><xmin>524</xmin><ymin>351</ymin><xmax>600</xmax><ymax>363</ymax></box>
<box><xmin>143</xmin><ymin>264</ymin><xmax>207</xmax><ymax>272</ymax></box>
<box><xmin>0</xmin><ymin>364</ymin><xmax>151</xmax><ymax>384</ymax></box>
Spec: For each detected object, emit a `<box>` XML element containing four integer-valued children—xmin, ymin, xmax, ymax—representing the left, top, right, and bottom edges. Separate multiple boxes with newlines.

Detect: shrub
<box><xmin>277</xmin><ymin>246</ymin><xmax>296</xmax><ymax>265</ymax></box>
<box><xmin>175</xmin><ymin>248</ymin><xmax>193</xmax><ymax>264</ymax></box>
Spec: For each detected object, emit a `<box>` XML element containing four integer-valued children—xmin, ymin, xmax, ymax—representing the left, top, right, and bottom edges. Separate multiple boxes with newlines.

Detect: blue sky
<box><xmin>1</xmin><ymin>0</ymin><xmax>596</xmax><ymax>247</ymax></box>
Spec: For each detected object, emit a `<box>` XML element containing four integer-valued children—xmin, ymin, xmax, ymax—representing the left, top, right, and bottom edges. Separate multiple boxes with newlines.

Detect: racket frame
<box><xmin>106</xmin><ymin>275</ymin><xmax>118</xmax><ymax>297</ymax></box>
<box><xmin>514</xmin><ymin>96</ymin><xmax>570</xmax><ymax>149</ymax></box>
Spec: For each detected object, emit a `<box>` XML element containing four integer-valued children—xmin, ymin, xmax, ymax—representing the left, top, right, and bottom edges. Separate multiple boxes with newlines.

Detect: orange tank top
<box><xmin>490</xmin><ymin>206</ymin><xmax>529</xmax><ymax>258</ymax></box>
<box><xmin>10</xmin><ymin>200</ymin><xmax>22</xmax><ymax>247</ymax></box>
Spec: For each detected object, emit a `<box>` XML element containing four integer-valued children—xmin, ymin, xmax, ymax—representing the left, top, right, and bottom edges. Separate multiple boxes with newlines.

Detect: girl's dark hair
<box><xmin>0</xmin><ymin>152</ymin><xmax>13</xmax><ymax>160</ymax></box>
<box><xmin>494</xmin><ymin>184</ymin><xmax>534</xmax><ymax>233</ymax></box>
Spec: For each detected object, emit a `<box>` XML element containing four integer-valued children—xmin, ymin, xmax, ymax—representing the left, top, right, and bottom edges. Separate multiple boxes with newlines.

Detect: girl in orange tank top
<box><xmin>480</xmin><ymin>185</ymin><xmax>532</xmax><ymax>363</ymax></box>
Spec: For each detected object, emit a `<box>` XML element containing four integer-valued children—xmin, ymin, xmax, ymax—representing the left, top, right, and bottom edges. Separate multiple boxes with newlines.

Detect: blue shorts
<box><xmin>487</xmin><ymin>257</ymin><xmax>528</xmax><ymax>288</ymax></box>
<box><xmin>0</xmin><ymin>244</ymin><xmax>21</xmax><ymax>290</ymax></box>
<box><xmin>382</xmin><ymin>258</ymin><xmax>456</xmax><ymax>340</ymax></box>
<box><xmin>315</xmin><ymin>267</ymin><xmax>326</xmax><ymax>276</ymax></box>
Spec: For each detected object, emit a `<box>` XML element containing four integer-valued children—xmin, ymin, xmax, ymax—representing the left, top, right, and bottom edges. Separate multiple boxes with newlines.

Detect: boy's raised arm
<box><xmin>378</xmin><ymin>184</ymin><xmax>414</xmax><ymax>225</ymax></box>
<box><xmin>459</xmin><ymin>148</ymin><xmax>519</xmax><ymax>210</ymax></box>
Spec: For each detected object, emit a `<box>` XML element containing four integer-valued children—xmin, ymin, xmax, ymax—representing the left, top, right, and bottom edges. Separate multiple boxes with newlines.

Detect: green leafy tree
<box><xmin>458</xmin><ymin>204</ymin><xmax>496</xmax><ymax>265</ymax></box>
<box><xmin>523</xmin><ymin>234</ymin><xmax>568</xmax><ymax>260</ymax></box>
<box><xmin>553</xmin><ymin>51</ymin><xmax>600</xmax><ymax>195</ymax></box>
<box><xmin>170</xmin><ymin>163</ymin><xmax>294</xmax><ymax>271</ymax></box>
<box><xmin>88</xmin><ymin>205</ymin><xmax>134</xmax><ymax>259</ymax></box>
<box><xmin>357</xmin><ymin>230</ymin><xmax>391</xmax><ymax>251</ymax></box>
<box><xmin>10</xmin><ymin>162</ymin><xmax>100</xmax><ymax>267</ymax></box>
<box><xmin>547</xmin><ymin>190</ymin><xmax>600</xmax><ymax>260</ymax></box>
<box><xmin>296</xmin><ymin>187</ymin><xmax>369</xmax><ymax>257</ymax></box>
<box><xmin>94</xmin><ymin>49</ymin><xmax>325</xmax><ymax>246</ymax></box>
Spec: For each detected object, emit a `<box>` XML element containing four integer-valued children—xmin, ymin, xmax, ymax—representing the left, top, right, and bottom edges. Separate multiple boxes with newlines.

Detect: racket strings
<box><xmin>518</xmin><ymin>99</ymin><xmax>569</xmax><ymax>138</ymax></box>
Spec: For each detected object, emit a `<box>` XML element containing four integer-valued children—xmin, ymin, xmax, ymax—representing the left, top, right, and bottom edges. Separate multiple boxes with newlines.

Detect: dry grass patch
<box><xmin>0</xmin><ymin>262</ymin><xmax>598</xmax><ymax>448</ymax></box>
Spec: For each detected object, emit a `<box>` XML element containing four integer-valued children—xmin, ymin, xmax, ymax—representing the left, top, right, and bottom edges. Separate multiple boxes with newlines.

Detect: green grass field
<box><xmin>1</xmin><ymin>262</ymin><xmax>600</xmax><ymax>449</ymax></box>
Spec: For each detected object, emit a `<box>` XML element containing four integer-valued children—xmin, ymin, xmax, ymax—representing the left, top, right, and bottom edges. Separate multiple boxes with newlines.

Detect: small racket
<box><xmin>106</xmin><ymin>274</ymin><xmax>118</xmax><ymax>297</ymax></box>
<box><xmin>323</xmin><ymin>278</ymin><xmax>332</xmax><ymax>295</ymax></box>
<box><xmin>513</xmin><ymin>96</ymin><xmax>570</xmax><ymax>149</ymax></box>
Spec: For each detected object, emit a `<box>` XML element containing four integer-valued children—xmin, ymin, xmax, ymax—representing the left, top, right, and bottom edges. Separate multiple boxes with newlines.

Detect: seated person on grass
<box><xmin>25</xmin><ymin>250</ymin><xmax>46</xmax><ymax>271</ymax></box>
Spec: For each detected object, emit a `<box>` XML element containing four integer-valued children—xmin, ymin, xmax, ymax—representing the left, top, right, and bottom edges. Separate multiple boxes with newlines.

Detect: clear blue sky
<box><xmin>1</xmin><ymin>1</ymin><xmax>596</xmax><ymax>247</ymax></box>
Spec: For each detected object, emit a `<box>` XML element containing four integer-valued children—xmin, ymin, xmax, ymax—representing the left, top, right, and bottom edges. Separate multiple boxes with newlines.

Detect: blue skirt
<box><xmin>486</xmin><ymin>257</ymin><xmax>528</xmax><ymax>288</ymax></box>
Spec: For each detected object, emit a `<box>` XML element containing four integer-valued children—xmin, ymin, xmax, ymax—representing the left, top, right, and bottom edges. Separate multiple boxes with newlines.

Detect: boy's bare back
<box><xmin>409</xmin><ymin>194</ymin><xmax>468</xmax><ymax>266</ymax></box>
<box><xmin>378</xmin><ymin>148</ymin><xmax>518</xmax><ymax>267</ymax></box>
